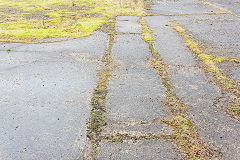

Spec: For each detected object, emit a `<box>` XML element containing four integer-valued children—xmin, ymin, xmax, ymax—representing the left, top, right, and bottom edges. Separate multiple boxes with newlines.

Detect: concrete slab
<box><xmin>202</xmin><ymin>0</ymin><xmax>240</xmax><ymax>16</ymax></box>
<box><xmin>105</xmin><ymin>34</ymin><xmax>168</xmax><ymax>123</ymax></box>
<box><xmin>172</xmin><ymin>14</ymin><xmax>240</xmax><ymax>58</ymax></box>
<box><xmin>148</xmin><ymin>0</ymin><xmax>222</xmax><ymax>15</ymax></box>
<box><xmin>116</xmin><ymin>16</ymin><xmax>141</xmax><ymax>33</ymax></box>
<box><xmin>144</xmin><ymin>16</ymin><xmax>197</xmax><ymax>67</ymax></box>
<box><xmin>102</xmin><ymin>123</ymin><xmax>173</xmax><ymax>136</ymax></box>
<box><xmin>99</xmin><ymin>23</ymin><xmax>178</xmax><ymax>159</ymax></box>
<box><xmin>146</xmin><ymin>13</ymin><xmax>240</xmax><ymax>159</ymax></box>
<box><xmin>98</xmin><ymin>140</ymin><xmax>180</xmax><ymax>160</ymax></box>
<box><xmin>0</xmin><ymin>43</ymin><xmax>24</xmax><ymax>51</ymax></box>
<box><xmin>0</xmin><ymin>31</ymin><xmax>108</xmax><ymax>60</ymax></box>
<box><xmin>0</xmin><ymin>31</ymin><xmax>108</xmax><ymax>159</ymax></box>
<box><xmin>169</xmin><ymin>66</ymin><xmax>240</xmax><ymax>160</ymax></box>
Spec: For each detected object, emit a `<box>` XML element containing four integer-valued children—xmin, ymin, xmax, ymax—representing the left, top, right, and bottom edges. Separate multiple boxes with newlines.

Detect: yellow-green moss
<box><xmin>214</xmin><ymin>56</ymin><xmax>240</xmax><ymax>64</ymax></box>
<box><xmin>197</xmin><ymin>54</ymin><xmax>236</xmax><ymax>91</ymax></box>
<box><xmin>172</xmin><ymin>23</ymin><xmax>202</xmax><ymax>54</ymax></box>
<box><xmin>139</xmin><ymin>17</ymin><xmax>154</xmax><ymax>43</ymax></box>
<box><xmin>0</xmin><ymin>0</ymin><xmax>146</xmax><ymax>42</ymax></box>
<box><xmin>228</xmin><ymin>103</ymin><xmax>240</xmax><ymax>117</ymax></box>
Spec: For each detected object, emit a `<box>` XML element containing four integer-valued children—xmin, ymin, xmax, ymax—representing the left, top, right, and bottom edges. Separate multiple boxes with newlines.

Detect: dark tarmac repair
<box><xmin>1</xmin><ymin>0</ymin><xmax>240</xmax><ymax>159</ymax></box>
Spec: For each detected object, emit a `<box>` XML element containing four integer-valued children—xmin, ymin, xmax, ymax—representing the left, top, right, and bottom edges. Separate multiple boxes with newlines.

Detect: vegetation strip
<box><xmin>101</xmin><ymin>133</ymin><xmax>175</xmax><ymax>143</ymax></box>
<box><xmin>0</xmin><ymin>0</ymin><xmax>145</xmax><ymax>42</ymax></box>
<box><xmin>171</xmin><ymin>23</ymin><xmax>240</xmax><ymax>120</ymax></box>
<box><xmin>86</xmin><ymin>21</ymin><xmax>115</xmax><ymax>159</ymax></box>
<box><xmin>139</xmin><ymin>17</ymin><xmax>218</xmax><ymax>159</ymax></box>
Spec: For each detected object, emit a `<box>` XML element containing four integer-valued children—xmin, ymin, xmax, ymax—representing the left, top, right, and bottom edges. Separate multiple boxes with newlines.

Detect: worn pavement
<box><xmin>0</xmin><ymin>0</ymin><xmax>240</xmax><ymax>159</ymax></box>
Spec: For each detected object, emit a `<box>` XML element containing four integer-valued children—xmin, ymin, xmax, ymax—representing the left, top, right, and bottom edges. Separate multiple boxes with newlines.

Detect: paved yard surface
<box><xmin>0</xmin><ymin>0</ymin><xmax>240</xmax><ymax>159</ymax></box>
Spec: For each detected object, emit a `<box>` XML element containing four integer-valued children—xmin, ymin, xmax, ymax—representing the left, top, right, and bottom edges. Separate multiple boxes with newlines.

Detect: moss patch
<box><xmin>138</xmin><ymin>17</ymin><xmax>154</xmax><ymax>43</ymax></box>
<box><xmin>0</xmin><ymin>0</ymin><xmax>146</xmax><ymax>42</ymax></box>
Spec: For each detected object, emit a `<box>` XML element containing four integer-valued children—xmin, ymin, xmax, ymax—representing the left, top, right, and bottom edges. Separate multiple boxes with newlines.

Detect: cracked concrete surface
<box><xmin>1</xmin><ymin>0</ymin><xmax>240</xmax><ymax>159</ymax></box>
<box><xmin>0</xmin><ymin>31</ymin><xmax>108</xmax><ymax>159</ymax></box>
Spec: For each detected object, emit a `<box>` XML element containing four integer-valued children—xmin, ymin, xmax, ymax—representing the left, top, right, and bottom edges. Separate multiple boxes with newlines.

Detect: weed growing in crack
<box><xmin>139</xmin><ymin>17</ymin><xmax>218</xmax><ymax>159</ymax></box>
<box><xmin>138</xmin><ymin>17</ymin><xmax>154</xmax><ymax>44</ymax></box>
<box><xmin>102</xmin><ymin>133</ymin><xmax>174</xmax><ymax>143</ymax></box>
<box><xmin>172</xmin><ymin>23</ymin><xmax>240</xmax><ymax>120</ymax></box>
<box><xmin>86</xmin><ymin>21</ymin><xmax>115</xmax><ymax>159</ymax></box>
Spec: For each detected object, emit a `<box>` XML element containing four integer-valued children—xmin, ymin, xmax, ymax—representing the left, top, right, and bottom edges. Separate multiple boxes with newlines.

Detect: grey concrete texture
<box><xmin>116</xmin><ymin>16</ymin><xmax>142</xmax><ymax>33</ymax></box>
<box><xmin>102</xmin><ymin>123</ymin><xmax>173</xmax><ymax>136</ymax></box>
<box><xmin>172</xmin><ymin>14</ymin><xmax>240</xmax><ymax>58</ymax></box>
<box><xmin>219</xmin><ymin>62</ymin><xmax>240</xmax><ymax>84</ymax></box>
<box><xmin>169</xmin><ymin>66</ymin><xmax>240</xmax><ymax>160</ymax></box>
<box><xmin>1</xmin><ymin>0</ymin><xmax>240</xmax><ymax>159</ymax></box>
<box><xmin>148</xmin><ymin>0</ymin><xmax>222</xmax><ymax>15</ymax></box>
<box><xmin>145</xmin><ymin>10</ymin><xmax>240</xmax><ymax>159</ymax></box>
<box><xmin>0</xmin><ymin>31</ymin><xmax>108</xmax><ymax>59</ymax></box>
<box><xmin>203</xmin><ymin>0</ymin><xmax>240</xmax><ymax>16</ymax></box>
<box><xmin>105</xmin><ymin>34</ymin><xmax>168</xmax><ymax>123</ymax></box>
<box><xmin>144</xmin><ymin>16</ymin><xmax>197</xmax><ymax>67</ymax></box>
<box><xmin>99</xmin><ymin>17</ymin><xmax>179</xmax><ymax>159</ymax></box>
<box><xmin>0</xmin><ymin>31</ymin><xmax>108</xmax><ymax>159</ymax></box>
<box><xmin>98</xmin><ymin>140</ymin><xmax>180</xmax><ymax>160</ymax></box>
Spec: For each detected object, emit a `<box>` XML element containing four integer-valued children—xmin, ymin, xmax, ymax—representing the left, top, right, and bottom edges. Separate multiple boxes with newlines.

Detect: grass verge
<box><xmin>0</xmin><ymin>0</ymin><xmax>146</xmax><ymax>42</ymax></box>
<box><xmin>171</xmin><ymin>23</ymin><xmax>240</xmax><ymax>120</ymax></box>
<box><xmin>139</xmin><ymin>17</ymin><xmax>218</xmax><ymax>159</ymax></box>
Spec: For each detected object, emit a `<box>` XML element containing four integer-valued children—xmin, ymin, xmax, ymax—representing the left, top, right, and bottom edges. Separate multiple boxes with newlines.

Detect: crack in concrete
<box><xmin>139</xmin><ymin>16</ymin><xmax>220</xmax><ymax>159</ymax></box>
<box><xmin>84</xmin><ymin>20</ymin><xmax>116</xmax><ymax>160</ymax></box>
<box><xmin>101</xmin><ymin>133</ymin><xmax>175</xmax><ymax>143</ymax></box>
<box><xmin>171</xmin><ymin>23</ymin><xmax>240</xmax><ymax>121</ymax></box>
